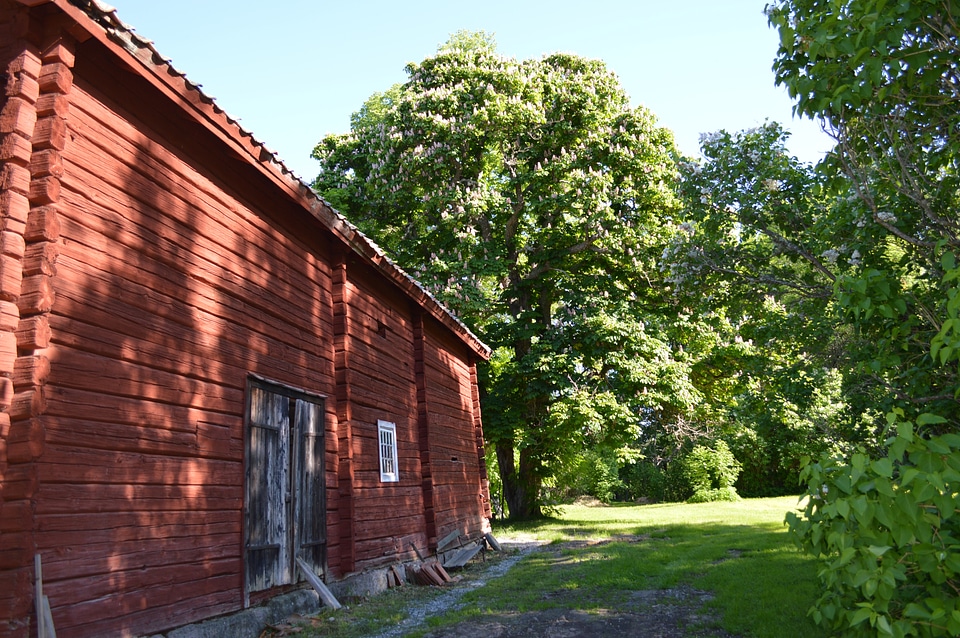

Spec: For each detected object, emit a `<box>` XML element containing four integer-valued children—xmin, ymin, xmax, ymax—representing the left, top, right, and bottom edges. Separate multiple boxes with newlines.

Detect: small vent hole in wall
<box><xmin>451</xmin><ymin>456</ymin><xmax>459</xmax><ymax>462</ymax></box>
<box><xmin>376</xmin><ymin>321</ymin><xmax>387</xmax><ymax>338</ymax></box>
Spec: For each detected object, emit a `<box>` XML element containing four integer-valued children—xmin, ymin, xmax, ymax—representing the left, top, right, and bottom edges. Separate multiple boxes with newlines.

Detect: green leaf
<box><xmin>837</xmin><ymin>499</ymin><xmax>850</xmax><ymax>518</ymax></box>
<box><xmin>850</xmin><ymin>606</ymin><xmax>874</xmax><ymax>626</ymax></box>
<box><xmin>871</xmin><ymin>457</ymin><xmax>893</xmax><ymax>478</ymax></box>
<box><xmin>916</xmin><ymin>413</ymin><xmax>947</xmax><ymax>426</ymax></box>
<box><xmin>876</xmin><ymin>614</ymin><xmax>892</xmax><ymax>635</ymax></box>
<box><xmin>900</xmin><ymin>467</ymin><xmax>919</xmax><ymax>487</ymax></box>
<box><xmin>896</xmin><ymin>420</ymin><xmax>914</xmax><ymax>442</ymax></box>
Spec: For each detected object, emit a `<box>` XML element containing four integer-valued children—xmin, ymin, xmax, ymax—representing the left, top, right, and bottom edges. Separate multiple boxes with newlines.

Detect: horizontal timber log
<box><xmin>37</xmin><ymin>507</ymin><xmax>239</xmax><ymax>534</ymax></box>
<box><xmin>15</xmin><ymin>314</ymin><xmax>51</xmax><ymax>349</ymax></box>
<box><xmin>39</xmin><ymin>533</ymin><xmax>240</xmax><ymax>582</ymax></box>
<box><xmin>36</xmin><ymin>518</ymin><xmax>239</xmax><ymax>551</ymax></box>
<box><xmin>17</xmin><ymin>273</ymin><xmax>54</xmax><ymax>314</ymax></box>
<box><xmin>65</xmin><ymin>593</ymin><xmax>238</xmax><ymax>638</ymax></box>
<box><xmin>35</xmin><ymin>481</ymin><xmax>242</xmax><ymax>516</ymax></box>
<box><xmin>39</xmin><ymin>444</ymin><xmax>243</xmax><ymax>486</ymax></box>
<box><xmin>48</xmin><ymin>569</ymin><xmax>239</xmax><ymax>630</ymax></box>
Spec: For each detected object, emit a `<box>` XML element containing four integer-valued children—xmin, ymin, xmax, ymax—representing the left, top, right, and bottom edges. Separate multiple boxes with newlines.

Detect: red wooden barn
<box><xmin>0</xmin><ymin>0</ymin><xmax>493</xmax><ymax>635</ymax></box>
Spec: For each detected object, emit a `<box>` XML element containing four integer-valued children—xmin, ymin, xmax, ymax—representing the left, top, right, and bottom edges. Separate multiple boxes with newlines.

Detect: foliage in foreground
<box><xmin>763</xmin><ymin>0</ymin><xmax>960</xmax><ymax>635</ymax></box>
<box><xmin>788</xmin><ymin>416</ymin><xmax>960</xmax><ymax>637</ymax></box>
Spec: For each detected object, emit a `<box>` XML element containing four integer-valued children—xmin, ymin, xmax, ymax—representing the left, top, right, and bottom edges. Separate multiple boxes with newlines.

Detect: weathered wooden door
<box><xmin>244</xmin><ymin>378</ymin><xmax>326</xmax><ymax>602</ymax></box>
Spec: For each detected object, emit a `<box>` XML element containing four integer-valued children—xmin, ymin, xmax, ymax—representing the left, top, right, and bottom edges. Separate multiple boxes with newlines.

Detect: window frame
<box><xmin>377</xmin><ymin>419</ymin><xmax>399</xmax><ymax>483</ymax></box>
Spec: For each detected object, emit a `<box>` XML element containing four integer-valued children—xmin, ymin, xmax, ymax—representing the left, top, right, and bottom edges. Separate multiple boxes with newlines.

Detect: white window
<box><xmin>378</xmin><ymin>420</ymin><xmax>399</xmax><ymax>483</ymax></box>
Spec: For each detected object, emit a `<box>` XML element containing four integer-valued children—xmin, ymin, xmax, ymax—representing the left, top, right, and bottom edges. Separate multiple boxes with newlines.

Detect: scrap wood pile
<box><xmin>396</xmin><ymin>532</ymin><xmax>502</xmax><ymax>587</ymax></box>
<box><xmin>405</xmin><ymin>560</ymin><xmax>453</xmax><ymax>586</ymax></box>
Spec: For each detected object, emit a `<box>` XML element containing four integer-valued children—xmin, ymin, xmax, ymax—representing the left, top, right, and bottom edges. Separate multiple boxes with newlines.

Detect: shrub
<box><xmin>687</xmin><ymin>486</ymin><xmax>740</xmax><ymax>503</ymax></box>
<box><xmin>683</xmin><ymin>441</ymin><xmax>742</xmax><ymax>503</ymax></box>
<box><xmin>618</xmin><ymin>458</ymin><xmax>691</xmax><ymax>503</ymax></box>
<box><xmin>787</xmin><ymin>412</ymin><xmax>960</xmax><ymax>637</ymax></box>
<box><xmin>548</xmin><ymin>447</ymin><xmax>623</xmax><ymax>504</ymax></box>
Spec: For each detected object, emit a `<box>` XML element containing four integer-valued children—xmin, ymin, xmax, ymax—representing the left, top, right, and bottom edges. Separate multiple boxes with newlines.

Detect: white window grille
<box><xmin>378</xmin><ymin>420</ymin><xmax>399</xmax><ymax>483</ymax></box>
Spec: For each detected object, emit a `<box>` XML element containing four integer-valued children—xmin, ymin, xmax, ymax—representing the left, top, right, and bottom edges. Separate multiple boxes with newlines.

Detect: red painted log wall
<box><xmin>422</xmin><ymin>322</ymin><xmax>491</xmax><ymax>540</ymax></box>
<box><xmin>30</xmin><ymin>52</ymin><xmax>342</xmax><ymax>636</ymax></box>
<box><xmin>0</xmin><ymin>4</ymin><xmax>41</xmax><ymax>635</ymax></box>
<box><xmin>0</xmin><ymin>3</ymin><xmax>490</xmax><ymax>637</ymax></box>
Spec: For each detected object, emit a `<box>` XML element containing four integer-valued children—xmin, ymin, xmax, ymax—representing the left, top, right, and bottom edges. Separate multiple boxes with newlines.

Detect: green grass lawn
<box><xmin>290</xmin><ymin>496</ymin><xmax>825</xmax><ymax>637</ymax></box>
<box><xmin>422</xmin><ymin>496</ymin><xmax>824</xmax><ymax>637</ymax></box>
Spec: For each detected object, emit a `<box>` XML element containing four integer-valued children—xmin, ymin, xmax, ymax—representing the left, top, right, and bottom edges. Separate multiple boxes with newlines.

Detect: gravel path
<box><xmin>368</xmin><ymin>542</ymin><xmax>544</xmax><ymax>638</ymax></box>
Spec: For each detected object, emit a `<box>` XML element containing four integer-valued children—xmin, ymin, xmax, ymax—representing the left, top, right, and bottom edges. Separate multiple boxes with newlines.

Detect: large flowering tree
<box><xmin>312</xmin><ymin>33</ymin><xmax>684</xmax><ymax>518</ymax></box>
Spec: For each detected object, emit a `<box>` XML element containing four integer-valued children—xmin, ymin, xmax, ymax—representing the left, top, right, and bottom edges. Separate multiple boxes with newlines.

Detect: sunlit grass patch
<box><xmin>457</xmin><ymin>496</ymin><xmax>823</xmax><ymax>638</ymax></box>
<box><xmin>293</xmin><ymin>496</ymin><xmax>823</xmax><ymax>638</ymax></box>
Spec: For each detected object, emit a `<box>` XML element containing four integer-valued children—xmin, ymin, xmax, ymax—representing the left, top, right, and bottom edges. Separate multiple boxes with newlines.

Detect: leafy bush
<box><xmin>547</xmin><ymin>447</ymin><xmax>624</xmax><ymax>504</ymax></box>
<box><xmin>787</xmin><ymin>411</ymin><xmax>960</xmax><ymax>637</ymax></box>
<box><xmin>617</xmin><ymin>458</ymin><xmax>691</xmax><ymax>503</ymax></box>
<box><xmin>683</xmin><ymin>441</ymin><xmax>742</xmax><ymax>503</ymax></box>
<box><xmin>687</xmin><ymin>486</ymin><xmax>740</xmax><ymax>504</ymax></box>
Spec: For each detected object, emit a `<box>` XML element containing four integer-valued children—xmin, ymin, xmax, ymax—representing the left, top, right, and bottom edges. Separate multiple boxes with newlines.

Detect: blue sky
<box><xmin>111</xmin><ymin>0</ymin><xmax>833</xmax><ymax>181</ymax></box>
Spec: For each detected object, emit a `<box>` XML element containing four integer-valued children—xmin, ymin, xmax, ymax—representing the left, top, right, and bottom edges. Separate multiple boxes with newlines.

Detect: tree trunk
<box><xmin>496</xmin><ymin>439</ymin><xmax>542</xmax><ymax>520</ymax></box>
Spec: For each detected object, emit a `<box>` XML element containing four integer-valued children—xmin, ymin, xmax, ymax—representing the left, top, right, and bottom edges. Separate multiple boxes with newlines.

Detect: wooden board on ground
<box><xmin>433</xmin><ymin>562</ymin><xmax>452</xmax><ymax>582</ymax></box>
<box><xmin>437</xmin><ymin>530</ymin><xmax>462</xmax><ymax>552</ymax></box>
<box><xmin>443</xmin><ymin>542</ymin><xmax>484</xmax><ymax>569</ymax></box>
<box><xmin>420</xmin><ymin>563</ymin><xmax>445</xmax><ymax>586</ymax></box>
<box><xmin>295</xmin><ymin>558</ymin><xmax>341</xmax><ymax>610</ymax></box>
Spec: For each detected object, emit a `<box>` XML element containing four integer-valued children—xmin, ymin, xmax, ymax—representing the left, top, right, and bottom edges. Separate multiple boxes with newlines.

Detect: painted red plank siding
<box><xmin>0</xmin><ymin>2</ymin><xmax>490</xmax><ymax>636</ymax></box>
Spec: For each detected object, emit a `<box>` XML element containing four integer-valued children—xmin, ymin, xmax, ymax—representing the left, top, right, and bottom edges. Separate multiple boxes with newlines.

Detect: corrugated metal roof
<box><xmin>57</xmin><ymin>0</ymin><xmax>490</xmax><ymax>359</ymax></box>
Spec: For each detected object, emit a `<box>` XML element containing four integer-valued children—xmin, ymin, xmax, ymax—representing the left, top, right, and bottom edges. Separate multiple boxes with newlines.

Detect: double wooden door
<box><xmin>244</xmin><ymin>377</ymin><xmax>326</xmax><ymax>601</ymax></box>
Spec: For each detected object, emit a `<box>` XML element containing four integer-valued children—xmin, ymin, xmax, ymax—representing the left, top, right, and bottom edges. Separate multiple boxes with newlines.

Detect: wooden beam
<box><xmin>34</xmin><ymin>554</ymin><xmax>56</xmax><ymax>638</ymax></box>
<box><xmin>436</xmin><ymin>530</ymin><xmax>461</xmax><ymax>553</ymax></box>
<box><xmin>296</xmin><ymin>558</ymin><xmax>341</xmax><ymax>610</ymax></box>
<box><xmin>390</xmin><ymin>564</ymin><xmax>406</xmax><ymax>586</ymax></box>
<box><xmin>443</xmin><ymin>542</ymin><xmax>484</xmax><ymax>569</ymax></box>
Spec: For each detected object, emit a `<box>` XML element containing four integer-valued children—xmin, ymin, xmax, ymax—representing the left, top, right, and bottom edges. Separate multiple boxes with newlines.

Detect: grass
<box><xmin>281</xmin><ymin>585</ymin><xmax>446</xmax><ymax>638</ymax></box>
<box><xmin>284</xmin><ymin>496</ymin><xmax>825</xmax><ymax>637</ymax></box>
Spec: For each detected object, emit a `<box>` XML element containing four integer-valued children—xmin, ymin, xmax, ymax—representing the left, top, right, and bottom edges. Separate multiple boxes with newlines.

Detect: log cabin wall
<box><xmin>10</xmin><ymin>19</ymin><xmax>344</xmax><ymax>637</ymax></box>
<box><xmin>337</xmin><ymin>258</ymin><xmax>427</xmax><ymax>572</ymax></box>
<box><xmin>420</xmin><ymin>318</ymin><xmax>492</xmax><ymax>540</ymax></box>
<box><xmin>0</xmin><ymin>2</ymin><xmax>491</xmax><ymax>637</ymax></box>
<box><xmin>0</xmin><ymin>3</ymin><xmax>38</xmax><ymax>634</ymax></box>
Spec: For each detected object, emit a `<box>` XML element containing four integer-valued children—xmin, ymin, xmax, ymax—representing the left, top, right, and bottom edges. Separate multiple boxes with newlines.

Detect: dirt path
<box><xmin>374</xmin><ymin>541</ymin><xmax>739</xmax><ymax>638</ymax></box>
<box><xmin>367</xmin><ymin>542</ymin><xmax>542</xmax><ymax>638</ymax></box>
